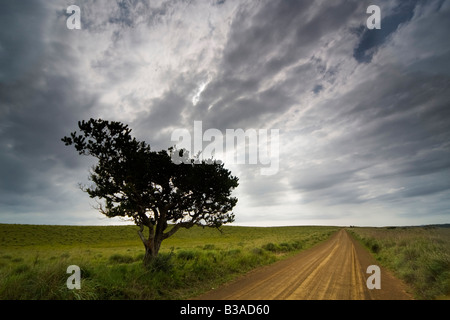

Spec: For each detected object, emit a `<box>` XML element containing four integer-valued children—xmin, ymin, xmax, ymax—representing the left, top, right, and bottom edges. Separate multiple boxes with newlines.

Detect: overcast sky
<box><xmin>1</xmin><ymin>0</ymin><xmax>449</xmax><ymax>227</ymax></box>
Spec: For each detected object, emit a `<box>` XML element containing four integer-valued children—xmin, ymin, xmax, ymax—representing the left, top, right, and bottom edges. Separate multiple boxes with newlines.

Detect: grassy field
<box><xmin>347</xmin><ymin>226</ymin><xmax>450</xmax><ymax>300</ymax></box>
<box><xmin>0</xmin><ymin>223</ymin><xmax>338</xmax><ymax>300</ymax></box>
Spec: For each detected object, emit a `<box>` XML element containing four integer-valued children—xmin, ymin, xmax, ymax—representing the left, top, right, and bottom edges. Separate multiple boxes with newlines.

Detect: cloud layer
<box><xmin>1</xmin><ymin>0</ymin><xmax>449</xmax><ymax>226</ymax></box>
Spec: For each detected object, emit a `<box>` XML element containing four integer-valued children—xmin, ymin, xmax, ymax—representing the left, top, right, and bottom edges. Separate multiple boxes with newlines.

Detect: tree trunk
<box><xmin>138</xmin><ymin>223</ymin><xmax>164</xmax><ymax>266</ymax></box>
<box><xmin>143</xmin><ymin>237</ymin><xmax>162</xmax><ymax>265</ymax></box>
<box><xmin>137</xmin><ymin>210</ymin><xmax>170</xmax><ymax>265</ymax></box>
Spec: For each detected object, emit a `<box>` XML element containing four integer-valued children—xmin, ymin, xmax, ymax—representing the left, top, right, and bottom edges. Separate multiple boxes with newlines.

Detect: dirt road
<box><xmin>195</xmin><ymin>229</ymin><xmax>413</xmax><ymax>300</ymax></box>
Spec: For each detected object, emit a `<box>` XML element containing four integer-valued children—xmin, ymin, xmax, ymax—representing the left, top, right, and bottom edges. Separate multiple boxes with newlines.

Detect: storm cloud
<box><xmin>0</xmin><ymin>0</ymin><xmax>449</xmax><ymax>226</ymax></box>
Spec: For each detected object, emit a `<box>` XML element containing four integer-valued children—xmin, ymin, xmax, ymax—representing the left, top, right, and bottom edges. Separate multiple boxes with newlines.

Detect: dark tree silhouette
<box><xmin>62</xmin><ymin>119</ymin><xmax>238</xmax><ymax>264</ymax></box>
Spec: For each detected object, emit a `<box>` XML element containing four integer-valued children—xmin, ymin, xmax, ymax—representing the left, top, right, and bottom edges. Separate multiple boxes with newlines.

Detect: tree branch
<box><xmin>137</xmin><ymin>223</ymin><xmax>147</xmax><ymax>245</ymax></box>
<box><xmin>162</xmin><ymin>221</ymin><xmax>195</xmax><ymax>240</ymax></box>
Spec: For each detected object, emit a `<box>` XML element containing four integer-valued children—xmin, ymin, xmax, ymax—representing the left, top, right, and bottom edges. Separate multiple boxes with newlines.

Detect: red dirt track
<box><xmin>195</xmin><ymin>229</ymin><xmax>413</xmax><ymax>300</ymax></box>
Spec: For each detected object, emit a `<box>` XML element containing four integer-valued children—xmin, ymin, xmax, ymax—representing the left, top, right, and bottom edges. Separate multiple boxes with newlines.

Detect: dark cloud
<box><xmin>0</xmin><ymin>1</ymin><xmax>100</xmax><ymax>222</ymax></box>
<box><xmin>222</xmin><ymin>0</ymin><xmax>361</xmax><ymax>75</ymax></box>
<box><xmin>287</xmin><ymin>63</ymin><xmax>450</xmax><ymax>207</ymax></box>
<box><xmin>0</xmin><ymin>1</ymin><xmax>48</xmax><ymax>83</ymax></box>
<box><xmin>134</xmin><ymin>89</ymin><xmax>191</xmax><ymax>149</ymax></box>
<box><xmin>186</xmin><ymin>0</ymin><xmax>365</xmax><ymax>131</ymax></box>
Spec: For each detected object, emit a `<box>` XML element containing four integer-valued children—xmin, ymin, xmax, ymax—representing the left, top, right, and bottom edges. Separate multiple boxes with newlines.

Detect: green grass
<box><xmin>347</xmin><ymin>226</ymin><xmax>450</xmax><ymax>300</ymax></box>
<box><xmin>0</xmin><ymin>224</ymin><xmax>338</xmax><ymax>300</ymax></box>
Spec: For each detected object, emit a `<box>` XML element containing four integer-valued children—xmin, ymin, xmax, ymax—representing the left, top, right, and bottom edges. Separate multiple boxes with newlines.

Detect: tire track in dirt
<box><xmin>194</xmin><ymin>229</ymin><xmax>413</xmax><ymax>300</ymax></box>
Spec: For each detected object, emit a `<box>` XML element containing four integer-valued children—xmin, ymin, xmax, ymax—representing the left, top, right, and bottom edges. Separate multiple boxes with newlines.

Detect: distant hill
<box><xmin>425</xmin><ymin>223</ymin><xmax>450</xmax><ymax>228</ymax></box>
<box><xmin>378</xmin><ymin>223</ymin><xmax>450</xmax><ymax>229</ymax></box>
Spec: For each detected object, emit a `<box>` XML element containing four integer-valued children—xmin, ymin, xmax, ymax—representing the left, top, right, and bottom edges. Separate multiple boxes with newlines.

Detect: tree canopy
<box><xmin>62</xmin><ymin>119</ymin><xmax>238</xmax><ymax>263</ymax></box>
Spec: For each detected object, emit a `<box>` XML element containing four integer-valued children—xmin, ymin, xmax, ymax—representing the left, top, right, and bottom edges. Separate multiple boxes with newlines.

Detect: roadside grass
<box><xmin>347</xmin><ymin>226</ymin><xmax>450</xmax><ymax>300</ymax></box>
<box><xmin>0</xmin><ymin>224</ymin><xmax>338</xmax><ymax>299</ymax></box>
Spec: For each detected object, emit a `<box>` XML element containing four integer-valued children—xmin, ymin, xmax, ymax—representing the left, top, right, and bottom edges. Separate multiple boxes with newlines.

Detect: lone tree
<box><xmin>62</xmin><ymin>119</ymin><xmax>238</xmax><ymax>264</ymax></box>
